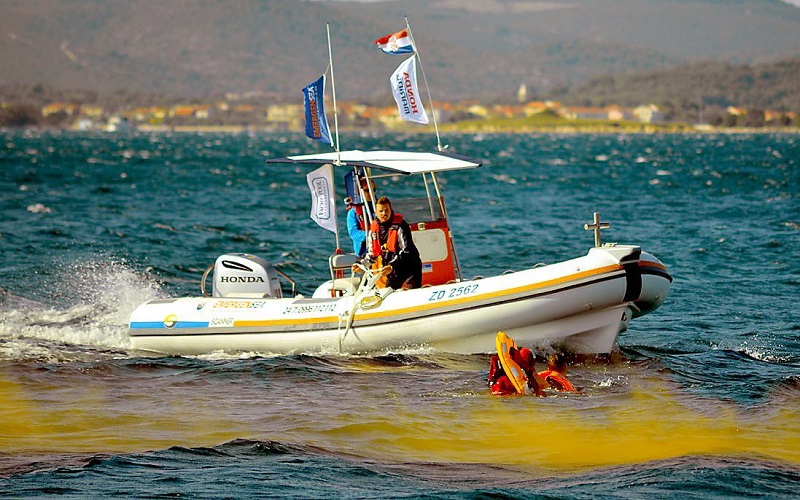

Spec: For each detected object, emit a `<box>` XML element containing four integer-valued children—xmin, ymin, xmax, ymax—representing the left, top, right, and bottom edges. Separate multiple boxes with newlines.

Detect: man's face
<box><xmin>376</xmin><ymin>202</ymin><xmax>392</xmax><ymax>223</ymax></box>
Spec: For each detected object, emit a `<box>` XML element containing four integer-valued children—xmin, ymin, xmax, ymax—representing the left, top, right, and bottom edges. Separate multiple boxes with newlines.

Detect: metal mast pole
<box><xmin>326</xmin><ymin>23</ymin><xmax>341</xmax><ymax>164</ymax></box>
<box><xmin>404</xmin><ymin>17</ymin><xmax>443</xmax><ymax>152</ymax></box>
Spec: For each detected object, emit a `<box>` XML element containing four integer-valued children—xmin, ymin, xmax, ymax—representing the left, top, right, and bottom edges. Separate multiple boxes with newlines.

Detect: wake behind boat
<box><xmin>128</xmin><ymin>150</ymin><xmax>672</xmax><ymax>356</ymax></box>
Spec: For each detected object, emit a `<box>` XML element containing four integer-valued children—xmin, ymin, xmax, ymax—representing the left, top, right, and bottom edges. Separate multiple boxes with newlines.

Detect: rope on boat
<box><xmin>338</xmin><ymin>265</ymin><xmax>389</xmax><ymax>352</ymax></box>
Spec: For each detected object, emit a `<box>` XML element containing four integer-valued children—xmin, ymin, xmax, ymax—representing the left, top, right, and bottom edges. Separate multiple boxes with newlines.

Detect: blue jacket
<box><xmin>346</xmin><ymin>206</ymin><xmax>366</xmax><ymax>256</ymax></box>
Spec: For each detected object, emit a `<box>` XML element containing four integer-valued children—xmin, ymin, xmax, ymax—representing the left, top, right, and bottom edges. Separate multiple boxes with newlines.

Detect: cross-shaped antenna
<box><xmin>584</xmin><ymin>212</ymin><xmax>610</xmax><ymax>248</ymax></box>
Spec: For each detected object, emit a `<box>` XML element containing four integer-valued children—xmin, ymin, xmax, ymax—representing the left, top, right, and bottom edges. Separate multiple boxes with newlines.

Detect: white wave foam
<box><xmin>190</xmin><ymin>344</ymin><xmax>442</xmax><ymax>361</ymax></box>
<box><xmin>26</xmin><ymin>203</ymin><xmax>53</xmax><ymax>213</ymax></box>
<box><xmin>0</xmin><ymin>258</ymin><xmax>166</xmax><ymax>357</ymax></box>
<box><xmin>738</xmin><ymin>340</ymin><xmax>790</xmax><ymax>363</ymax></box>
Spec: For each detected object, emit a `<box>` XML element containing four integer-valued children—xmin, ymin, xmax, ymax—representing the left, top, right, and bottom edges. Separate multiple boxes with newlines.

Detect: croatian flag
<box><xmin>375</xmin><ymin>29</ymin><xmax>414</xmax><ymax>55</ymax></box>
<box><xmin>303</xmin><ymin>75</ymin><xmax>332</xmax><ymax>145</ymax></box>
<box><xmin>390</xmin><ymin>55</ymin><xmax>428</xmax><ymax>124</ymax></box>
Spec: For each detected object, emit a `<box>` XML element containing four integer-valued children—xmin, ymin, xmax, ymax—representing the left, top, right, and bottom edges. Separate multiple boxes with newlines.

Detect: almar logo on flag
<box><xmin>303</xmin><ymin>76</ymin><xmax>332</xmax><ymax>145</ymax></box>
<box><xmin>306</xmin><ymin>164</ymin><xmax>337</xmax><ymax>234</ymax></box>
<box><xmin>390</xmin><ymin>55</ymin><xmax>428</xmax><ymax>124</ymax></box>
<box><xmin>311</xmin><ymin>176</ymin><xmax>331</xmax><ymax>220</ymax></box>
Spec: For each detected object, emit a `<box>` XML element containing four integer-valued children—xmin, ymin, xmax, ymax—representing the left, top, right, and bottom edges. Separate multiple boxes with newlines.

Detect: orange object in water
<box><xmin>539</xmin><ymin>369</ymin><xmax>578</xmax><ymax>392</ymax></box>
<box><xmin>495</xmin><ymin>331</ymin><xmax>527</xmax><ymax>395</ymax></box>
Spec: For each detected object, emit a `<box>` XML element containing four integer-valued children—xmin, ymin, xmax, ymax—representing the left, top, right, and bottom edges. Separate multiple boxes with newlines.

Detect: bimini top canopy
<box><xmin>267</xmin><ymin>150</ymin><xmax>482</xmax><ymax>175</ymax></box>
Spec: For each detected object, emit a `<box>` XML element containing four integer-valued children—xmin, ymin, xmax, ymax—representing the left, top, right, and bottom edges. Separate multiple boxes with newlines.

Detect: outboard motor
<box><xmin>212</xmin><ymin>253</ymin><xmax>282</xmax><ymax>298</ymax></box>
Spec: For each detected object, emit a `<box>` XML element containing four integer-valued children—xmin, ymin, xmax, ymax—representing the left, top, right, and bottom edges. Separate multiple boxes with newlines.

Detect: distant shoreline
<box><xmin>131</xmin><ymin>124</ymin><xmax>799</xmax><ymax>135</ymax></box>
<box><xmin>2</xmin><ymin>123</ymin><xmax>797</xmax><ymax>135</ymax></box>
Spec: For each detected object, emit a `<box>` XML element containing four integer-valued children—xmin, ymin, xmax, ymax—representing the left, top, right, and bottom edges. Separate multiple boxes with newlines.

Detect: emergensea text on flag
<box><xmin>374</xmin><ymin>29</ymin><xmax>414</xmax><ymax>55</ymax></box>
<box><xmin>303</xmin><ymin>76</ymin><xmax>332</xmax><ymax>145</ymax></box>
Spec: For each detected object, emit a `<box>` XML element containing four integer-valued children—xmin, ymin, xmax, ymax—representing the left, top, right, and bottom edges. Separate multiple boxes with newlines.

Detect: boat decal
<box><xmin>209</xmin><ymin>317</ymin><xmax>235</xmax><ymax>327</ymax></box>
<box><xmin>130</xmin><ymin>320</ymin><xmax>210</xmax><ymax>329</ymax></box>
<box><xmin>130</xmin><ymin>316</ymin><xmax>339</xmax><ymax>335</ymax></box>
<box><xmin>211</xmin><ymin>300</ymin><xmax>267</xmax><ymax>309</ymax></box>
<box><xmin>427</xmin><ymin>283</ymin><xmax>480</xmax><ymax>301</ymax></box>
<box><xmin>234</xmin><ymin>316</ymin><xmax>340</xmax><ymax>328</ymax></box>
<box><xmin>281</xmin><ymin>302</ymin><xmax>338</xmax><ymax>315</ymax></box>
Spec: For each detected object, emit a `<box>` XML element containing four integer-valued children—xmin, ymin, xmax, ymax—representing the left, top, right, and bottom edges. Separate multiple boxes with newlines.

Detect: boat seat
<box><xmin>332</xmin><ymin>277</ymin><xmax>361</xmax><ymax>294</ymax></box>
<box><xmin>329</xmin><ymin>253</ymin><xmax>359</xmax><ymax>296</ymax></box>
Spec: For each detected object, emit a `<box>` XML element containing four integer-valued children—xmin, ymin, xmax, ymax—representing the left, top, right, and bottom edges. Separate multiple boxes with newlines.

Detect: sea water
<box><xmin>0</xmin><ymin>130</ymin><xmax>798</xmax><ymax>498</ymax></box>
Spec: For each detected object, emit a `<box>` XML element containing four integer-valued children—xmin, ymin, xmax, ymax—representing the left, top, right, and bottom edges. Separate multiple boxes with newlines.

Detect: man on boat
<box><xmin>361</xmin><ymin>196</ymin><xmax>422</xmax><ymax>290</ymax></box>
<box><xmin>345</xmin><ymin>177</ymin><xmax>373</xmax><ymax>257</ymax></box>
<box><xmin>345</xmin><ymin>197</ymin><xmax>367</xmax><ymax>256</ymax></box>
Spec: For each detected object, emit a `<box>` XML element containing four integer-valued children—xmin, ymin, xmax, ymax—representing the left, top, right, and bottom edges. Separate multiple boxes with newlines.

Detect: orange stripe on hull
<box><xmin>233</xmin><ymin>264</ymin><xmax>624</xmax><ymax>329</ymax></box>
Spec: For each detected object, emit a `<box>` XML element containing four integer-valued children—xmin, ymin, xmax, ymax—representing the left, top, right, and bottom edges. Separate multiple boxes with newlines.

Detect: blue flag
<box><xmin>303</xmin><ymin>76</ymin><xmax>332</xmax><ymax>145</ymax></box>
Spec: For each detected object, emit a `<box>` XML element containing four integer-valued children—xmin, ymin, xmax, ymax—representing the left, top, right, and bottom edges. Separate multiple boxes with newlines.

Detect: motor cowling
<box><xmin>212</xmin><ymin>253</ymin><xmax>282</xmax><ymax>298</ymax></box>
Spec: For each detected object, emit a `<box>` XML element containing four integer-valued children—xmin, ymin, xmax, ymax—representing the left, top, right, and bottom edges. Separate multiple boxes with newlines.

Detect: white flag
<box><xmin>390</xmin><ymin>55</ymin><xmax>429</xmax><ymax>124</ymax></box>
<box><xmin>306</xmin><ymin>164</ymin><xmax>337</xmax><ymax>233</ymax></box>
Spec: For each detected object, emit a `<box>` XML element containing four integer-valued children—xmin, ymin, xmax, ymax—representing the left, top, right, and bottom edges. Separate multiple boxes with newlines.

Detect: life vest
<box><xmin>354</xmin><ymin>205</ymin><xmax>365</xmax><ymax>230</ymax></box>
<box><xmin>538</xmin><ymin>369</ymin><xmax>577</xmax><ymax>392</ymax></box>
<box><xmin>488</xmin><ymin>355</ymin><xmax>503</xmax><ymax>384</ymax></box>
<box><xmin>488</xmin><ymin>355</ymin><xmax>518</xmax><ymax>395</ymax></box>
<box><xmin>369</xmin><ymin>213</ymin><xmax>404</xmax><ymax>257</ymax></box>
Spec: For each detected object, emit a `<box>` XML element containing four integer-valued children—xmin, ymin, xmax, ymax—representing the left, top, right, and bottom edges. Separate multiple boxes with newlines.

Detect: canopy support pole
<box><xmin>431</xmin><ymin>172</ymin><xmax>462</xmax><ymax>281</ymax></box>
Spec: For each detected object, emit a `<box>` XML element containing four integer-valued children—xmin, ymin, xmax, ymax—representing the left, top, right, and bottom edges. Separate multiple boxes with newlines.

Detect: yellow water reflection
<box><xmin>2</xmin><ymin>373</ymin><xmax>798</xmax><ymax>473</ymax></box>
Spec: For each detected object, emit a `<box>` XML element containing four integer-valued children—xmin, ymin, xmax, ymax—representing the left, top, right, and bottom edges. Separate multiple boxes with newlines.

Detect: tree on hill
<box><xmin>0</xmin><ymin>104</ymin><xmax>40</xmax><ymax>127</ymax></box>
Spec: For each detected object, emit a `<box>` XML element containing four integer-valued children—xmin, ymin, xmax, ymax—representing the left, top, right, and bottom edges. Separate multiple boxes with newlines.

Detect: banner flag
<box><xmin>303</xmin><ymin>76</ymin><xmax>332</xmax><ymax>145</ymax></box>
<box><xmin>307</xmin><ymin>164</ymin><xmax>337</xmax><ymax>233</ymax></box>
<box><xmin>374</xmin><ymin>28</ymin><xmax>414</xmax><ymax>55</ymax></box>
<box><xmin>390</xmin><ymin>55</ymin><xmax>429</xmax><ymax>124</ymax></box>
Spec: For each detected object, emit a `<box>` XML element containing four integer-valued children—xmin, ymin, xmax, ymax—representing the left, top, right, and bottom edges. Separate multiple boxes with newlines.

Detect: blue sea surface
<box><xmin>1</xmin><ymin>130</ymin><xmax>798</xmax><ymax>498</ymax></box>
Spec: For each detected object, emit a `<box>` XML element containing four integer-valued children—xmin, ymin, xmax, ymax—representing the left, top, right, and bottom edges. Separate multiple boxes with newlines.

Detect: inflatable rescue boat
<box><xmin>128</xmin><ymin>150</ymin><xmax>671</xmax><ymax>355</ymax></box>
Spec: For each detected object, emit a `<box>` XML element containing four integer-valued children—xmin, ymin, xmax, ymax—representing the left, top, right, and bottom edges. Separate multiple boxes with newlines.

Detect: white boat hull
<box><xmin>129</xmin><ymin>245</ymin><xmax>671</xmax><ymax>355</ymax></box>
